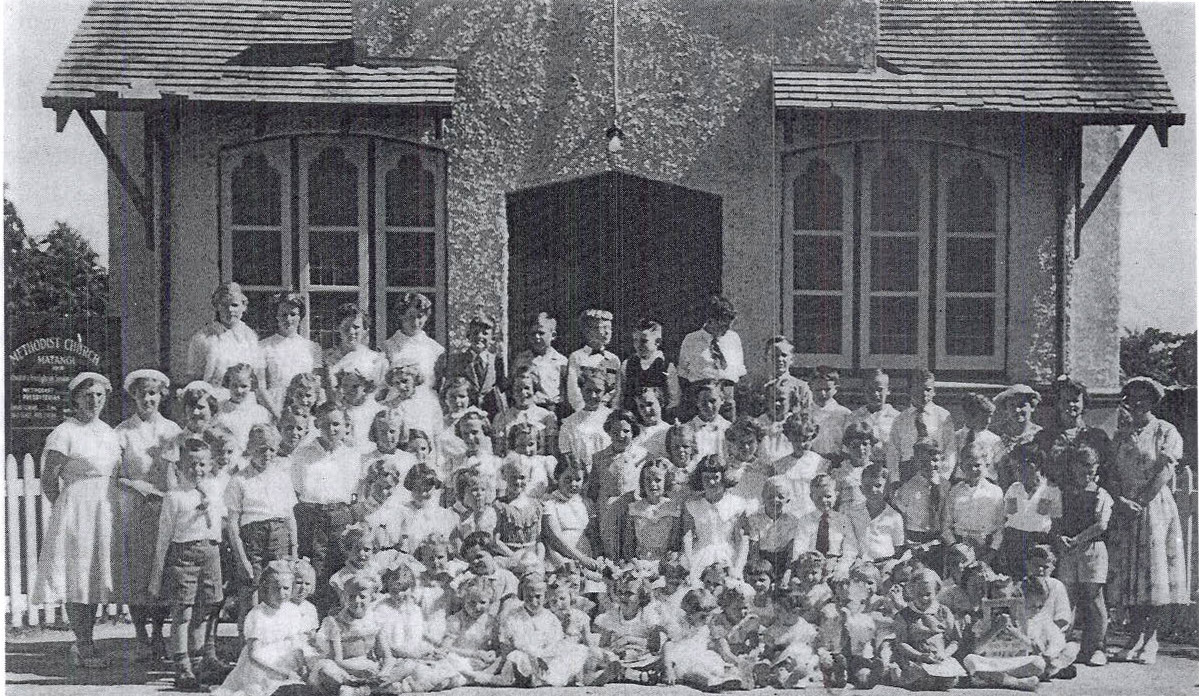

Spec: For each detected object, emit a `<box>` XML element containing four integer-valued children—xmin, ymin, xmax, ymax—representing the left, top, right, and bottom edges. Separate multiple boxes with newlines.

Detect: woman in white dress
<box><xmin>382</xmin><ymin>292</ymin><xmax>446</xmax><ymax>433</ymax></box>
<box><xmin>32</xmin><ymin>372</ymin><xmax>122</xmax><ymax>668</ymax></box>
<box><xmin>322</xmin><ymin>302</ymin><xmax>387</xmax><ymax>398</ymax></box>
<box><xmin>185</xmin><ymin>281</ymin><xmax>264</xmax><ymax>392</ymax></box>
<box><xmin>259</xmin><ymin>292</ymin><xmax>323</xmax><ymax>419</ymax></box>
<box><xmin>114</xmin><ymin>369</ymin><xmax>182</xmax><ymax>662</ymax></box>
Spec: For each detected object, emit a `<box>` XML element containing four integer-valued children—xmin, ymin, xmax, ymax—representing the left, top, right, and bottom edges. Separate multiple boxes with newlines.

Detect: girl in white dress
<box><xmin>380</xmin><ymin>363</ymin><xmax>444</xmax><ymax>451</ymax></box>
<box><xmin>115</xmin><ymin>369</ymin><xmax>181</xmax><ymax>662</ymax></box>
<box><xmin>542</xmin><ymin>458</ymin><xmax>603</xmax><ymax>574</ymax></box>
<box><xmin>376</xmin><ymin>561</ymin><xmax>467</xmax><ymax>692</ymax></box>
<box><xmin>335</xmin><ymin>365</ymin><xmax>382</xmax><ymax>452</ymax></box>
<box><xmin>216</xmin><ymin>363</ymin><xmax>272</xmax><ymax>452</ymax></box>
<box><xmin>382</xmin><ymin>292</ymin><xmax>446</xmax><ymax>432</ymax></box>
<box><xmin>185</xmin><ymin>282</ymin><xmax>264</xmax><ymax>390</ymax></box>
<box><xmin>32</xmin><ymin>372</ymin><xmax>121</xmax><ymax>668</ymax></box>
<box><xmin>662</xmin><ymin>589</ymin><xmax>740</xmax><ymax>689</ymax></box>
<box><xmin>322</xmin><ymin>302</ymin><xmax>387</xmax><ymax>399</ymax></box>
<box><xmin>680</xmin><ymin>455</ymin><xmax>751</xmax><ymax>584</ymax></box>
<box><xmin>259</xmin><ymin>292</ymin><xmax>323</xmax><ymax>419</ymax></box>
<box><xmin>558</xmin><ymin>373</ymin><xmax>613</xmax><ymax>471</ymax></box>
<box><xmin>212</xmin><ymin>561</ymin><xmax>308</xmax><ymax>696</ymax></box>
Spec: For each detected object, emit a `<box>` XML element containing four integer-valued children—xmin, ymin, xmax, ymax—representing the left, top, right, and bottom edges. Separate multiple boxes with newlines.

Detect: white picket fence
<box><xmin>5</xmin><ymin>453</ymin><xmax>123</xmax><ymax>628</ymax></box>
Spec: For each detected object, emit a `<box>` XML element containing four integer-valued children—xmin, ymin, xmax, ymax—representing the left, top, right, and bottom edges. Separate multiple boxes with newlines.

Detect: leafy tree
<box><xmin>4</xmin><ymin>193</ymin><xmax>108</xmax><ymax>331</ymax></box>
<box><xmin>1120</xmin><ymin>327</ymin><xmax>1197</xmax><ymax>387</ymax></box>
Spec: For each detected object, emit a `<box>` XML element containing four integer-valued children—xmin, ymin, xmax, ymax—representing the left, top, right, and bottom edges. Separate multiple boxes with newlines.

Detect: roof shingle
<box><xmin>774</xmin><ymin>1</ymin><xmax>1183</xmax><ymax>124</ymax></box>
<box><xmin>43</xmin><ymin>0</ymin><xmax>456</xmax><ymax>109</ymax></box>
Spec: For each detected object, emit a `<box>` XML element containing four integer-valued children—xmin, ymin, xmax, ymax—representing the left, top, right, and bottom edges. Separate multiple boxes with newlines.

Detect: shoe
<box><xmin>196</xmin><ymin>654</ymin><xmax>234</xmax><ymax>684</ymax></box>
<box><xmin>1114</xmin><ymin>635</ymin><xmax>1144</xmax><ymax>662</ymax></box>
<box><xmin>175</xmin><ymin>663</ymin><xmax>202</xmax><ymax>691</ymax></box>
<box><xmin>1086</xmin><ymin>650</ymin><xmax>1107</xmax><ymax>666</ymax></box>
<box><xmin>1135</xmin><ymin>636</ymin><xmax>1159</xmax><ymax>665</ymax></box>
<box><xmin>1001</xmin><ymin>675</ymin><xmax>1040</xmax><ymax>692</ymax></box>
<box><xmin>1053</xmin><ymin>665</ymin><xmax>1077</xmax><ymax>680</ymax></box>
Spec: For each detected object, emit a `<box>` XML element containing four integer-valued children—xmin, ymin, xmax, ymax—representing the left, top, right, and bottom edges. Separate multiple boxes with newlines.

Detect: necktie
<box><xmin>710</xmin><ymin>335</ymin><xmax>727</xmax><ymax>371</ymax></box>
<box><xmin>474</xmin><ymin>354</ymin><xmax>487</xmax><ymax>385</ymax></box>
<box><xmin>928</xmin><ymin>479</ymin><xmax>942</xmax><ymax>530</ymax></box>
<box><xmin>915</xmin><ymin>408</ymin><xmax>929</xmax><ymax>438</ymax></box>
<box><xmin>816</xmin><ymin>512</ymin><xmax>831</xmax><ymax>554</ymax></box>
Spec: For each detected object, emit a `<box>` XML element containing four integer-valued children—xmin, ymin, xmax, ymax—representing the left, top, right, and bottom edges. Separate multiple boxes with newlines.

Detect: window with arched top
<box><xmin>785</xmin><ymin>148</ymin><xmax>853</xmax><ymax>366</ymax></box>
<box><xmin>220</xmin><ymin>136</ymin><xmax>446</xmax><ymax>347</ymax></box>
<box><xmin>862</xmin><ymin>143</ymin><xmax>929</xmax><ymax>368</ymax></box>
<box><xmin>782</xmin><ymin>141</ymin><xmax>1008</xmax><ymax>374</ymax></box>
<box><xmin>937</xmin><ymin>153</ymin><xmax>1007</xmax><ymax>370</ymax></box>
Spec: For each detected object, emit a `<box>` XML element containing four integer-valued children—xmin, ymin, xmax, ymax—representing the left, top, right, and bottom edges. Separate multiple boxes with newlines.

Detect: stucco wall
<box><xmin>781</xmin><ymin>111</ymin><xmax>1066</xmax><ymax>384</ymax></box>
<box><xmin>352</xmin><ymin>0</ymin><xmax>877</xmax><ymax>373</ymax></box>
<box><xmin>1068</xmin><ymin>126</ymin><xmax>1122</xmax><ymax>393</ymax></box>
<box><xmin>106</xmin><ymin>111</ymin><xmax>161</xmax><ymax>375</ymax></box>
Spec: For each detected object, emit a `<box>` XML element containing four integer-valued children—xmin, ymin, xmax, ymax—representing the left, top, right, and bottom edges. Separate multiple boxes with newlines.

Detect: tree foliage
<box><xmin>1120</xmin><ymin>327</ymin><xmax>1197</xmax><ymax>387</ymax></box>
<box><xmin>4</xmin><ymin>193</ymin><xmax>108</xmax><ymax>330</ymax></box>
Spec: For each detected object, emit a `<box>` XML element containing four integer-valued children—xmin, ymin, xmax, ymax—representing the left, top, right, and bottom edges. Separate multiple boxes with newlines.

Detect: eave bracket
<box><xmin>76</xmin><ymin>108</ymin><xmax>154</xmax><ymax>249</ymax></box>
<box><xmin>1075</xmin><ymin>122</ymin><xmax>1148</xmax><ymax>258</ymax></box>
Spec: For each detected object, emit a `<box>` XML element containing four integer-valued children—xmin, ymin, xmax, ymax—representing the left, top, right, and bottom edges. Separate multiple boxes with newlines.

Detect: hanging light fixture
<box><xmin>607</xmin><ymin>0</ymin><xmax>623</xmax><ymax>155</ymax></box>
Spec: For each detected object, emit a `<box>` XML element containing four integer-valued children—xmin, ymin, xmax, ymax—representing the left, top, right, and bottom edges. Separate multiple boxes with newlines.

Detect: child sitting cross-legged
<box><xmin>595</xmin><ymin>564</ymin><xmax>669</xmax><ymax>684</ymax></box>
<box><xmin>547</xmin><ymin>575</ymin><xmax>609</xmax><ymax>685</ymax></box>
<box><xmin>1023</xmin><ymin>545</ymin><xmax>1080</xmax><ymax>680</ymax></box>
<box><xmin>952</xmin><ymin>562</ymin><xmax>1044</xmax><ymax>692</ymax></box>
<box><xmin>498</xmin><ymin>573</ymin><xmax>591</xmax><ymax>687</ymax></box>
<box><xmin>661</xmin><ymin>589</ymin><xmax>744</xmax><ymax>690</ymax></box>
<box><xmin>311</xmin><ymin>572</ymin><xmax>391</xmax><ymax>696</ymax></box>
<box><xmin>756</xmin><ymin>574</ymin><xmax>822</xmax><ymax>689</ymax></box>
<box><xmin>712</xmin><ymin>584</ymin><xmax>765</xmax><ymax>687</ymax></box>
<box><xmin>439</xmin><ymin>577</ymin><xmax>504</xmax><ymax>685</ymax></box>
<box><xmin>891</xmin><ymin>567</ymin><xmax>966</xmax><ymax>691</ymax></box>
<box><xmin>374</xmin><ymin>560</ymin><xmax>468</xmax><ymax>693</ymax></box>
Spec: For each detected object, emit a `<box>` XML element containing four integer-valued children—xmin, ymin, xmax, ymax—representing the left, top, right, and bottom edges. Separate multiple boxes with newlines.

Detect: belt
<box><xmin>173</xmin><ymin>539</ymin><xmax>219</xmax><ymax>546</ymax></box>
<box><xmin>297</xmin><ymin>500</ymin><xmax>350</xmax><ymax>510</ymax></box>
<box><xmin>243</xmin><ymin>517</ymin><xmax>287</xmax><ymax>526</ymax></box>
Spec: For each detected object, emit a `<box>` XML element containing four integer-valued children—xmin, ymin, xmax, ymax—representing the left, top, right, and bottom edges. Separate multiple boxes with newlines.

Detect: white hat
<box><xmin>994</xmin><ymin>383</ymin><xmax>1041</xmax><ymax>405</ymax></box>
<box><xmin>123</xmin><ymin>368</ymin><xmax>170</xmax><ymax>393</ymax></box>
<box><xmin>67</xmin><ymin>371</ymin><xmax>112</xmax><ymax>394</ymax></box>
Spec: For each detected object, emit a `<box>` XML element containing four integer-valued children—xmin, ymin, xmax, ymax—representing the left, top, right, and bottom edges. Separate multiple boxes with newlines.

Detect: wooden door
<box><xmin>507</xmin><ymin>171</ymin><xmax>722</xmax><ymax>363</ymax></box>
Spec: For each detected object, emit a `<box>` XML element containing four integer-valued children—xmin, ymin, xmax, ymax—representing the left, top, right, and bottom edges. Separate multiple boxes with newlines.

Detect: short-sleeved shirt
<box><xmin>290</xmin><ymin>439</ymin><xmax>363</xmax><ymax>505</ymax></box>
<box><xmin>186</xmin><ymin>320</ymin><xmax>263</xmax><ymax>386</ymax></box>
<box><xmin>859</xmin><ymin>504</ymin><xmax>905</xmax><ymax>561</ymax></box>
<box><xmin>513</xmin><ymin>348</ymin><xmax>569</xmax><ymax>406</ymax></box>
<box><xmin>892</xmin><ymin>473</ymin><xmax>949</xmax><ymax>534</ymax></box>
<box><xmin>945</xmin><ymin>479</ymin><xmax>1005</xmax><ymax>540</ymax></box>
<box><xmin>115</xmin><ymin>412</ymin><xmax>181</xmax><ymax>487</ymax></box>
<box><xmin>1003</xmin><ymin>480</ymin><xmax>1062</xmax><ymax>533</ymax></box>
<box><xmin>159</xmin><ymin>481</ymin><xmax>226</xmax><ymax>543</ymax></box>
<box><xmin>688</xmin><ymin>415</ymin><xmax>731</xmax><ymax>460</ymax></box>
<box><xmin>316</xmin><ymin>613</ymin><xmax>381</xmax><ymax>660</ymax></box>
<box><xmin>225</xmin><ymin>462</ymin><xmax>298</xmax><ymax>525</ymax></box>
<box><xmin>245</xmin><ymin>601</ymin><xmax>306</xmax><ymax>644</ymax></box>
<box><xmin>45</xmin><ymin>417</ymin><xmax>122</xmax><ymax>485</ymax></box>
<box><xmin>677</xmin><ymin>328</ymin><xmax>746</xmax><ymax>383</ymax></box>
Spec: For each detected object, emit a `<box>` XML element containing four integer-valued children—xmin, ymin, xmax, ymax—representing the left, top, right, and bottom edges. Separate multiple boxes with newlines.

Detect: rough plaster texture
<box><xmin>1069</xmin><ymin>126</ymin><xmax>1123</xmax><ymax>393</ymax></box>
<box><xmin>352</xmin><ymin>0</ymin><xmax>876</xmax><ymax>369</ymax></box>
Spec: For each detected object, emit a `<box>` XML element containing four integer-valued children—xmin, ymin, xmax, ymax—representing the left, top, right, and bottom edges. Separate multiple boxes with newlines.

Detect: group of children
<box><xmin>97</xmin><ymin>288</ymin><xmax>1169</xmax><ymax>694</ymax></box>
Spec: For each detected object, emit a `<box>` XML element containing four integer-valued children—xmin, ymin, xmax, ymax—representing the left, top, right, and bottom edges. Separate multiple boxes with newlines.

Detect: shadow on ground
<box><xmin>5</xmin><ymin>634</ymin><xmax>242</xmax><ymax>688</ymax></box>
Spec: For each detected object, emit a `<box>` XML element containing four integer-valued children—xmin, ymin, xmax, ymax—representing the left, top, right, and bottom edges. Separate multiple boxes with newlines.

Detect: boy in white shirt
<box><xmin>566</xmin><ymin>309</ymin><xmax>622</xmax><ymax>414</ymax></box>
<box><xmin>512</xmin><ymin>312</ymin><xmax>569</xmax><ymax>415</ymax></box>
<box><xmin>794</xmin><ymin>474</ymin><xmax>859</xmax><ymax>578</ymax></box>
<box><xmin>996</xmin><ymin>442</ymin><xmax>1062</xmax><ymax>579</ymax></box>
<box><xmin>809</xmin><ymin>366</ymin><xmax>851</xmax><ymax>458</ymax></box>
<box><xmin>677</xmin><ymin>295</ymin><xmax>745</xmax><ymax>421</ymax></box>
<box><xmin>887</xmin><ymin>370</ymin><xmax>954</xmax><ymax>482</ymax></box>
<box><xmin>941</xmin><ymin>439</ymin><xmax>1005</xmax><ymax>563</ymax></box>
<box><xmin>150</xmin><ymin>436</ymin><xmax>228</xmax><ymax>689</ymax></box>
<box><xmin>952</xmin><ymin>393</ymin><xmax>1002</xmax><ymax>482</ymax></box>
<box><xmin>849</xmin><ymin>369</ymin><xmax>899</xmax><ymax>466</ymax></box>
<box><xmin>686</xmin><ymin>379</ymin><xmax>731</xmax><ymax>460</ymax></box>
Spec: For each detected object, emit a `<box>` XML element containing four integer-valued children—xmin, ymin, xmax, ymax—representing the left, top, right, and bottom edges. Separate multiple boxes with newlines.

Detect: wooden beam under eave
<box><xmin>1075</xmin><ymin>122</ymin><xmax>1148</xmax><ymax>258</ymax></box>
<box><xmin>76</xmin><ymin>109</ymin><xmax>154</xmax><ymax>239</ymax></box>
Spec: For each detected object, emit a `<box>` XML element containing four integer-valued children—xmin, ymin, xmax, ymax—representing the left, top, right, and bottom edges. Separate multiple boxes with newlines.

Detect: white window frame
<box><xmin>220</xmin><ymin>141</ymin><xmax>294</xmax><ymax>333</ymax></box>
<box><xmin>374</xmin><ymin>140</ymin><xmax>448</xmax><ymax>344</ymax></box>
<box><xmin>782</xmin><ymin>145</ymin><xmax>854</xmax><ymax>368</ymax></box>
<box><xmin>220</xmin><ymin>135</ymin><xmax>448</xmax><ymax>348</ymax></box>
<box><xmin>860</xmin><ymin>141</ymin><xmax>931</xmax><ymax>370</ymax></box>
<box><xmin>935</xmin><ymin>148</ymin><xmax>1008</xmax><ymax>371</ymax></box>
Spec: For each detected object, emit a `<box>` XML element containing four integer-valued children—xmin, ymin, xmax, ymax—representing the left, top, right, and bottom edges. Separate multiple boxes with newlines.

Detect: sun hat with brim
<box><xmin>67</xmin><ymin>371</ymin><xmax>112</xmax><ymax>394</ymax></box>
<box><xmin>994</xmin><ymin>384</ymin><xmax>1041</xmax><ymax>405</ymax></box>
<box><xmin>1122</xmin><ymin>376</ymin><xmax>1166</xmax><ymax>402</ymax></box>
<box><xmin>123</xmin><ymin>369</ymin><xmax>170</xmax><ymax>394</ymax></box>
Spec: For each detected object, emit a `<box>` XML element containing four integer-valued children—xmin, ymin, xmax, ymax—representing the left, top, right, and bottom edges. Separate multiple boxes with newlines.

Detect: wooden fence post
<box><xmin>6</xmin><ymin>455</ymin><xmax>23</xmax><ymax>627</ymax></box>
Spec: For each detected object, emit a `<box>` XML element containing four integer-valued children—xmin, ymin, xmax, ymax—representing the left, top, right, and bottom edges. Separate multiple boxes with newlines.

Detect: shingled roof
<box><xmin>774</xmin><ymin>1</ymin><xmax>1183</xmax><ymax>126</ymax></box>
<box><xmin>42</xmin><ymin>0</ymin><xmax>456</xmax><ymax>110</ymax></box>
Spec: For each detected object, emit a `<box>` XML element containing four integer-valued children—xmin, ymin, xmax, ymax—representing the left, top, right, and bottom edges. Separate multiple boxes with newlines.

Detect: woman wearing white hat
<box><xmin>114</xmin><ymin>368</ymin><xmax>182</xmax><ymax>662</ymax></box>
<box><xmin>30</xmin><ymin>371</ymin><xmax>121</xmax><ymax>668</ymax></box>
<box><xmin>1109</xmin><ymin>376</ymin><xmax>1188</xmax><ymax>665</ymax></box>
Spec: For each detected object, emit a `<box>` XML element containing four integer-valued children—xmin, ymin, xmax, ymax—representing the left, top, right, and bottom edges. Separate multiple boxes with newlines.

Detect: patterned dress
<box><xmin>1110</xmin><ymin>416</ymin><xmax>1189</xmax><ymax>606</ymax></box>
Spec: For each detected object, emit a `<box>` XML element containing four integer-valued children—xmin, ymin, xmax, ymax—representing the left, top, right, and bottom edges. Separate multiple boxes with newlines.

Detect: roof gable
<box><xmin>43</xmin><ymin>0</ymin><xmax>455</xmax><ymax>109</ymax></box>
<box><xmin>774</xmin><ymin>1</ymin><xmax>1182</xmax><ymax>124</ymax></box>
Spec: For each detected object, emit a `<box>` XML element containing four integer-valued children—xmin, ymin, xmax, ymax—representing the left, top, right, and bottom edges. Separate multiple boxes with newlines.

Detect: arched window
<box><xmin>221</xmin><ymin>136</ymin><xmax>446</xmax><ymax>348</ymax></box>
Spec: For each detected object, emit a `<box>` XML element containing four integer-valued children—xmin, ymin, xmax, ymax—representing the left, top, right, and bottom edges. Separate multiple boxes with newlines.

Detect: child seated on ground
<box><xmin>311</xmin><ymin>572</ymin><xmax>390</xmax><ymax>696</ymax></box>
<box><xmin>891</xmin><ymin>568</ymin><xmax>965</xmax><ymax>691</ymax></box>
<box><xmin>440</xmin><ymin>577</ymin><xmax>504</xmax><ymax>685</ymax></box>
<box><xmin>498</xmin><ymin>574</ymin><xmax>591</xmax><ymax>687</ymax></box>
<box><xmin>595</xmin><ymin>566</ymin><xmax>668</xmax><ymax>684</ymax></box>
<box><xmin>662</xmin><ymin>589</ymin><xmax>743</xmax><ymax>690</ymax></box>
<box><xmin>1023</xmin><ymin>545</ymin><xmax>1080</xmax><ymax>681</ymax></box>
<box><xmin>212</xmin><ymin>560</ymin><xmax>308</xmax><ymax>696</ymax></box>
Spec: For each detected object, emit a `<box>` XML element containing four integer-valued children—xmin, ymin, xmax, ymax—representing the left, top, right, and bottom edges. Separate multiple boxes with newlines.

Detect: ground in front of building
<box><xmin>5</xmin><ymin>622</ymin><xmax>1196</xmax><ymax>696</ymax></box>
